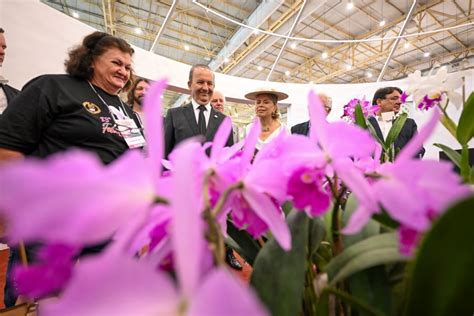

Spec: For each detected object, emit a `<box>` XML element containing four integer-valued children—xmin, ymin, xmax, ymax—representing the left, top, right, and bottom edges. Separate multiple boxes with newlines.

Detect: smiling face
<box><xmin>211</xmin><ymin>91</ymin><xmax>225</xmax><ymax>113</ymax></box>
<box><xmin>90</xmin><ymin>47</ymin><xmax>132</xmax><ymax>94</ymax></box>
<box><xmin>255</xmin><ymin>93</ymin><xmax>278</xmax><ymax>119</ymax></box>
<box><xmin>188</xmin><ymin>67</ymin><xmax>214</xmax><ymax>105</ymax></box>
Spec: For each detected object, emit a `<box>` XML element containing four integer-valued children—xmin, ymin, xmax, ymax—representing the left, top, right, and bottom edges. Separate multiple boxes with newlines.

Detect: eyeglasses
<box><xmin>114</xmin><ymin>123</ymin><xmax>144</xmax><ymax>136</ymax></box>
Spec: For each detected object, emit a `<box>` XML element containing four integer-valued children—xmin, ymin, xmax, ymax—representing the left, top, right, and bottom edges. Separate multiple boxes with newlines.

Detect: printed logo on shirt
<box><xmin>82</xmin><ymin>101</ymin><xmax>102</xmax><ymax>115</ymax></box>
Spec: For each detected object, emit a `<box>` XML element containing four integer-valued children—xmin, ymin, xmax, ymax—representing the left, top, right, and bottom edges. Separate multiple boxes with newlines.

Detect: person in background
<box><xmin>211</xmin><ymin>90</ymin><xmax>239</xmax><ymax>143</ymax></box>
<box><xmin>210</xmin><ymin>90</ymin><xmax>225</xmax><ymax>113</ymax></box>
<box><xmin>127</xmin><ymin>77</ymin><xmax>150</xmax><ymax>124</ymax></box>
<box><xmin>0</xmin><ymin>27</ymin><xmax>20</xmax><ymax>115</ymax></box>
<box><xmin>290</xmin><ymin>93</ymin><xmax>332</xmax><ymax>136</ymax></box>
<box><xmin>245</xmin><ymin>88</ymin><xmax>288</xmax><ymax>151</ymax></box>
<box><xmin>368</xmin><ymin>86</ymin><xmax>424</xmax><ymax>158</ymax></box>
<box><xmin>0</xmin><ymin>31</ymin><xmax>142</xmax><ymax>307</ymax></box>
<box><xmin>164</xmin><ymin>64</ymin><xmax>233</xmax><ymax>158</ymax></box>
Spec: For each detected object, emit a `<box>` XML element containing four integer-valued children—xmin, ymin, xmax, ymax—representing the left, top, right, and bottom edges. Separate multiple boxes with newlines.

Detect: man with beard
<box><xmin>164</xmin><ymin>64</ymin><xmax>233</xmax><ymax>158</ymax></box>
<box><xmin>127</xmin><ymin>77</ymin><xmax>150</xmax><ymax>123</ymax></box>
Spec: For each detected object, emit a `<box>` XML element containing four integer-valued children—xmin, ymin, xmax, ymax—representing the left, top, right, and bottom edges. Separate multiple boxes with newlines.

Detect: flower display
<box><xmin>0</xmin><ymin>72</ymin><xmax>472</xmax><ymax>315</ymax></box>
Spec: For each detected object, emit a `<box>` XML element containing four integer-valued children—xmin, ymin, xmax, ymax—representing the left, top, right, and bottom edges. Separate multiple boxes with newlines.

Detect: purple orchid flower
<box><xmin>341</xmin><ymin>96</ymin><xmax>379</xmax><ymax>122</ymax></box>
<box><xmin>13</xmin><ymin>243</ymin><xmax>78</xmax><ymax>300</ymax></box>
<box><xmin>342</xmin><ymin>108</ymin><xmax>472</xmax><ymax>255</ymax></box>
<box><xmin>41</xmin><ymin>131</ymin><xmax>267</xmax><ymax>316</ymax></box>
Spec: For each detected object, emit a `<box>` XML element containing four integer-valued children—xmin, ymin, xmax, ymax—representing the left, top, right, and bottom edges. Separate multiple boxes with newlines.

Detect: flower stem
<box><xmin>331</xmin><ymin>182</ymin><xmax>346</xmax><ymax>256</ymax></box>
<box><xmin>437</xmin><ymin>103</ymin><xmax>458</xmax><ymax>139</ymax></box>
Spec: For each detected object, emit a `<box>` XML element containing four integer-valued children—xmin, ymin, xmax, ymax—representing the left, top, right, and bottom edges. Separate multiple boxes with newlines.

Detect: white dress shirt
<box><xmin>0</xmin><ymin>86</ymin><xmax>8</xmax><ymax>115</ymax></box>
<box><xmin>191</xmin><ymin>99</ymin><xmax>211</xmax><ymax>126</ymax></box>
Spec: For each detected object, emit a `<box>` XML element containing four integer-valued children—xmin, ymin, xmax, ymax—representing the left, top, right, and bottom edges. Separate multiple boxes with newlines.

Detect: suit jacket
<box><xmin>368</xmin><ymin>116</ymin><xmax>425</xmax><ymax>158</ymax></box>
<box><xmin>164</xmin><ymin>102</ymin><xmax>234</xmax><ymax>157</ymax></box>
<box><xmin>1</xmin><ymin>84</ymin><xmax>20</xmax><ymax>111</ymax></box>
<box><xmin>291</xmin><ymin>121</ymin><xmax>310</xmax><ymax>136</ymax></box>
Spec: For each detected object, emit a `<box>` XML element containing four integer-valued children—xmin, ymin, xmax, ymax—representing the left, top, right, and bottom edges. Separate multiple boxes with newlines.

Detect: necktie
<box><xmin>198</xmin><ymin>105</ymin><xmax>207</xmax><ymax>136</ymax></box>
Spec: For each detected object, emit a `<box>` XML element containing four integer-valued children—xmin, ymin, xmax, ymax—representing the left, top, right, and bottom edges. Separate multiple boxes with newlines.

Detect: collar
<box><xmin>191</xmin><ymin>98</ymin><xmax>211</xmax><ymax>111</ymax></box>
<box><xmin>0</xmin><ymin>75</ymin><xmax>8</xmax><ymax>85</ymax></box>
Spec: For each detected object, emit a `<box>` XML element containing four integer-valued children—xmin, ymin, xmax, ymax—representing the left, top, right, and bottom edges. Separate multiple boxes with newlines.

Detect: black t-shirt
<box><xmin>0</xmin><ymin>74</ymin><xmax>142</xmax><ymax>164</ymax></box>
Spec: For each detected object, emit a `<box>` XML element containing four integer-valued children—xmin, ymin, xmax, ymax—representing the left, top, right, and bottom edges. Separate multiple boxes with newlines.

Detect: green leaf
<box><xmin>433</xmin><ymin>143</ymin><xmax>461</xmax><ymax>168</ymax></box>
<box><xmin>324</xmin><ymin>233</ymin><xmax>405</xmax><ymax>283</ymax></box>
<box><xmin>342</xmin><ymin>195</ymin><xmax>391</xmax><ymax>315</ymax></box>
<box><xmin>227</xmin><ymin>221</ymin><xmax>260</xmax><ymax>265</ymax></box>
<box><xmin>317</xmin><ymin>287</ymin><xmax>386</xmax><ymax>316</ymax></box>
<box><xmin>460</xmin><ymin>144</ymin><xmax>471</xmax><ymax>182</ymax></box>
<box><xmin>385</xmin><ymin>113</ymin><xmax>407</xmax><ymax>149</ymax></box>
<box><xmin>354</xmin><ymin>104</ymin><xmax>368</xmax><ymax>129</ymax></box>
<box><xmin>308</xmin><ymin>217</ymin><xmax>326</xmax><ymax>258</ymax></box>
<box><xmin>330</xmin><ymin>247</ymin><xmax>407</xmax><ymax>285</ymax></box>
<box><xmin>367</xmin><ymin>123</ymin><xmax>388</xmax><ymax>151</ymax></box>
<box><xmin>404</xmin><ymin>196</ymin><xmax>474</xmax><ymax>316</ymax></box>
<box><xmin>281</xmin><ymin>200</ymin><xmax>293</xmax><ymax>216</ymax></box>
<box><xmin>456</xmin><ymin>92</ymin><xmax>474</xmax><ymax>144</ymax></box>
<box><xmin>250</xmin><ymin>211</ymin><xmax>309</xmax><ymax>316</ymax></box>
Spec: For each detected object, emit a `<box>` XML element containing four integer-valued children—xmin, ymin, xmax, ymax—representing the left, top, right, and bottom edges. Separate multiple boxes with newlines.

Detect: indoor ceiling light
<box><xmin>224</xmin><ymin>57</ymin><xmax>230</xmax><ymax>63</ymax></box>
<box><xmin>290</xmin><ymin>42</ymin><xmax>297</xmax><ymax>49</ymax></box>
<box><xmin>72</xmin><ymin>11</ymin><xmax>79</xmax><ymax>18</ymax></box>
<box><xmin>309</xmin><ymin>81</ymin><xmax>314</xmax><ymax>84</ymax></box>
<box><xmin>285</xmin><ymin>70</ymin><xmax>290</xmax><ymax>76</ymax></box>
<box><xmin>184</xmin><ymin>44</ymin><xmax>190</xmax><ymax>51</ymax></box>
<box><xmin>346</xmin><ymin>2</ymin><xmax>354</xmax><ymax>10</ymax></box>
<box><xmin>134</xmin><ymin>27</ymin><xmax>142</xmax><ymax>35</ymax></box>
<box><xmin>423</xmin><ymin>52</ymin><xmax>430</xmax><ymax>57</ymax></box>
<box><xmin>404</xmin><ymin>42</ymin><xmax>410</xmax><ymax>48</ymax></box>
<box><xmin>379</xmin><ymin>20</ymin><xmax>386</xmax><ymax>27</ymax></box>
<box><xmin>253</xmin><ymin>29</ymin><xmax>260</xmax><ymax>35</ymax></box>
<box><xmin>345</xmin><ymin>64</ymin><xmax>352</xmax><ymax>70</ymax></box>
<box><xmin>257</xmin><ymin>65</ymin><xmax>263</xmax><ymax>71</ymax></box>
<box><xmin>321</xmin><ymin>52</ymin><xmax>328</xmax><ymax>59</ymax></box>
<box><xmin>366</xmin><ymin>71</ymin><xmax>373</xmax><ymax>78</ymax></box>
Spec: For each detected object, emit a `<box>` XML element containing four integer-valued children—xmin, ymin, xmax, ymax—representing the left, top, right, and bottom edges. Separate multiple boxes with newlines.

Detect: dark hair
<box><xmin>127</xmin><ymin>77</ymin><xmax>150</xmax><ymax>105</ymax></box>
<box><xmin>372</xmin><ymin>87</ymin><xmax>403</xmax><ymax>105</ymax></box>
<box><xmin>65</xmin><ymin>31</ymin><xmax>135</xmax><ymax>90</ymax></box>
<box><xmin>188</xmin><ymin>64</ymin><xmax>214</xmax><ymax>83</ymax></box>
<box><xmin>0</xmin><ymin>28</ymin><xmax>4</xmax><ymax>33</ymax></box>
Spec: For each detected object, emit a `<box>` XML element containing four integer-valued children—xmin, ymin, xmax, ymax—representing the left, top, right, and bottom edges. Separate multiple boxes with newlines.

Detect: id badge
<box><xmin>115</xmin><ymin>118</ymin><xmax>147</xmax><ymax>149</ymax></box>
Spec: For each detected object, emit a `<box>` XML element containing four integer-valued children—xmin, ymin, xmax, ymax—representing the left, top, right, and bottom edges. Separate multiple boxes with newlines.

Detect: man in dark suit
<box><xmin>368</xmin><ymin>86</ymin><xmax>425</xmax><ymax>158</ymax></box>
<box><xmin>0</xmin><ymin>28</ymin><xmax>20</xmax><ymax>115</ymax></box>
<box><xmin>164</xmin><ymin>64</ymin><xmax>233</xmax><ymax>158</ymax></box>
<box><xmin>291</xmin><ymin>93</ymin><xmax>332</xmax><ymax>136</ymax></box>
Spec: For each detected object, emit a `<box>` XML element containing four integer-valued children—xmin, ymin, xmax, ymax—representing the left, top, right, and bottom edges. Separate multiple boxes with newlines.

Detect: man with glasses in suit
<box><xmin>368</xmin><ymin>86</ymin><xmax>425</xmax><ymax>158</ymax></box>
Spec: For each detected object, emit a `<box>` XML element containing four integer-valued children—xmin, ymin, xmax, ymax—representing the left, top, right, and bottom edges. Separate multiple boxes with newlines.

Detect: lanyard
<box><xmin>88</xmin><ymin>81</ymin><xmax>130</xmax><ymax>121</ymax></box>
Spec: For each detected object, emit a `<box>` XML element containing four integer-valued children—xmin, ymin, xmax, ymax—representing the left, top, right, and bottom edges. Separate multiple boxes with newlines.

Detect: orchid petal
<box><xmin>143</xmin><ymin>78</ymin><xmax>168</xmax><ymax>189</ymax></box>
<box><xmin>169</xmin><ymin>140</ymin><xmax>207</xmax><ymax>297</ymax></box>
<box><xmin>324</xmin><ymin>123</ymin><xmax>376</xmax><ymax>159</ymax></box>
<box><xmin>188</xmin><ymin>268</ymin><xmax>268</xmax><ymax>316</ymax></box>
<box><xmin>40</xmin><ymin>252</ymin><xmax>179</xmax><ymax>316</ymax></box>
<box><xmin>242</xmin><ymin>187</ymin><xmax>291</xmax><ymax>251</ymax></box>
<box><xmin>241</xmin><ymin>118</ymin><xmax>260</xmax><ymax>168</ymax></box>
<box><xmin>0</xmin><ymin>150</ymin><xmax>153</xmax><ymax>246</ymax></box>
<box><xmin>308</xmin><ymin>90</ymin><xmax>328</xmax><ymax>145</ymax></box>
<box><xmin>396</xmin><ymin>108</ymin><xmax>440</xmax><ymax>162</ymax></box>
<box><xmin>341</xmin><ymin>204</ymin><xmax>375</xmax><ymax>234</ymax></box>
<box><xmin>210</xmin><ymin>117</ymin><xmax>232</xmax><ymax>161</ymax></box>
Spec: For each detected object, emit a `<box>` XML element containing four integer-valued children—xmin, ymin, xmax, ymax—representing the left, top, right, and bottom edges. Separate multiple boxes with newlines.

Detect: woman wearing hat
<box><xmin>245</xmin><ymin>88</ymin><xmax>288</xmax><ymax>151</ymax></box>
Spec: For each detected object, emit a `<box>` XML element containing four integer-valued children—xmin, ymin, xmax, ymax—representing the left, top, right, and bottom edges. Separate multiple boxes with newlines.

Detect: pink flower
<box><xmin>341</xmin><ymin>96</ymin><xmax>379</xmax><ymax>122</ymax></box>
<box><xmin>41</xmin><ymin>133</ymin><xmax>267</xmax><ymax>316</ymax></box>
<box><xmin>13</xmin><ymin>243</ymin><xmax>78</xmax><ymax>299</ymax></box>
<box><xmin>342</xmin><ymin>108</ymin><xmax>472</xmax><ymax>255</ymax></box>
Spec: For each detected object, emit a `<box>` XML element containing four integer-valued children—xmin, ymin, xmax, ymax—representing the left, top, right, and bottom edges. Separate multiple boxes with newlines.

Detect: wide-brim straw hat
<box><xmin>244</xmin><ymin>87</ymin><xmax>288</xmax><ymax>101</ymax></box>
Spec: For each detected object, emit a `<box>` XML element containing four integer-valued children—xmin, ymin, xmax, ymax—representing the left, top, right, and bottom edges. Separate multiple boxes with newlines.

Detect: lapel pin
<box><xmin>214</xmin><ymin>114</ymin><xmax>218</xmax><ymax>118</ymax></box>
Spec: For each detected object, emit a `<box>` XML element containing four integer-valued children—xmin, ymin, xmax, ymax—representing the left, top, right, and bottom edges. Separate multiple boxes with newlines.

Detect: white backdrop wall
<box><xmin>1</xmin><ymin>0</ymin><xmax>473</xmax><ymax>159</ymax></box>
